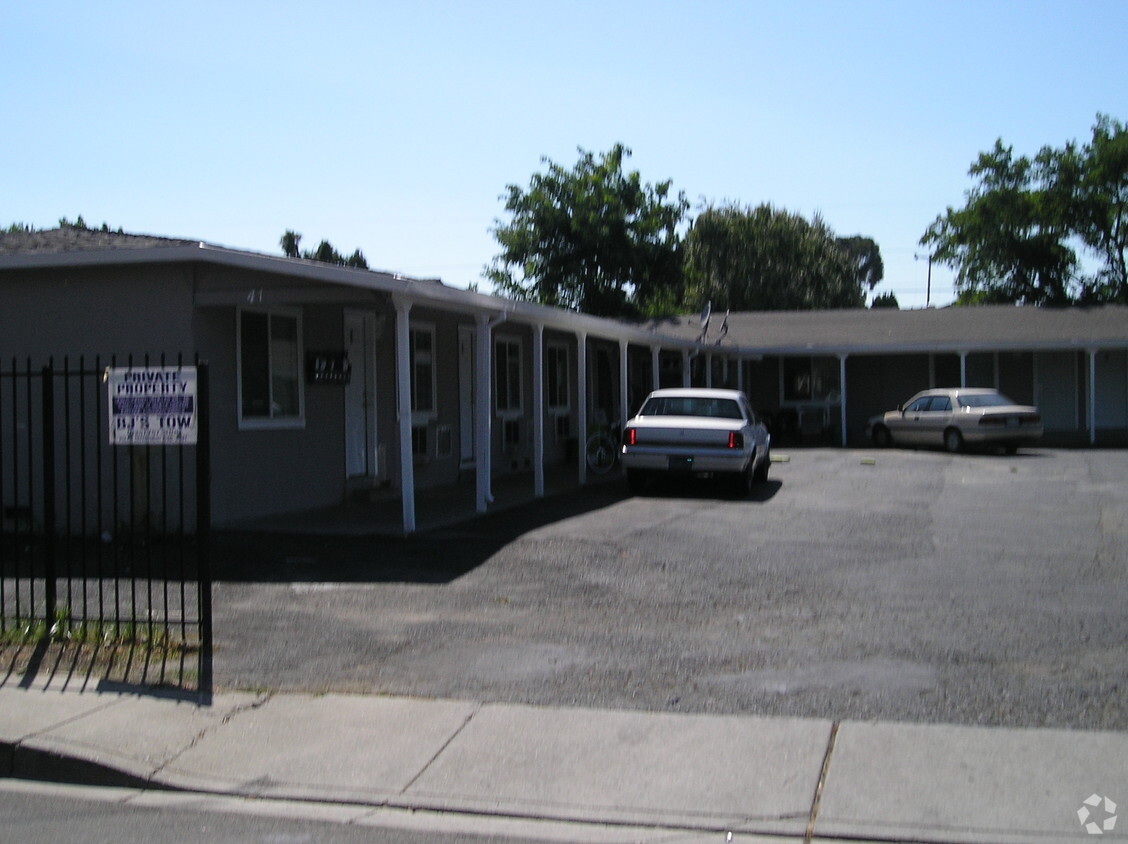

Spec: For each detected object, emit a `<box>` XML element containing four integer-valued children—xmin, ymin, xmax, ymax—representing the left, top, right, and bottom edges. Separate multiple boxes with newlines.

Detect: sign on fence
<box><xmin>106</xmin><ymin>366</ymin><xmax>198</xmax><ymax>445</ymax></box>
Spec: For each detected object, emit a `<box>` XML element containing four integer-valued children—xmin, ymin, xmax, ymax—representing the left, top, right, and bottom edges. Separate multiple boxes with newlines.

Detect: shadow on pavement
<box><xmin>212</xmin><ymin>480</ymin><xmax>633</xmax><ymax>585</ymax></box>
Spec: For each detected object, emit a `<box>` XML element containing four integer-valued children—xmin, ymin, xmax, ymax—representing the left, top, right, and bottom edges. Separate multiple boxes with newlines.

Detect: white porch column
<box><xmin>682</xmin><ymin>350</ymin><xmax>691</xmax><ymax>387</ymax></box>
<box><xmin>618</xmin><ymin>338</ymin><xmax>629</xmax><ymax>427</ymax></box>
<box><xmin>959</xmin><ymin>351</ymin><xmax>968</xmax><ymax>387</ymax></box>
<box><xmin>392</xmin><ymin>297</ymin><xmax>416</xmax><ymax>534</ymax></box>
<box><xmin>838</xmin><ymin>353</ymin><xmax>848</xmax><ymax>447</ymax></box>
<box><xmin>474</xmin><ymin>312</ymin><xmax>497</xmax><ymax>512</ymax></box>
<box><xmin>1089</xmin><ymin>349</ymin><xmax>1098</xmax><ymax>445</ymax></box>
<box><xmin>532</xmin><ymin>323</ymin><xmax>545</xmax><ymax>497</ymax></box>
<box><xmin>651</xmin><ymin>346</ymin><xmax>660</xmax><ymax>391</ymax></box>
<box><xmin>736</xmin><ymin>356</ymin><xmax>744</xmax><ymax>393</ymax></box>
<box><xmin>576</xmin><ymin>331</ymin><xmax>588</xmax><ymax>485</ymax></box>
<box><xmin>705</xmin><ymin>353</ymin><xmax>713</xmax><ymax>387</ymax></box>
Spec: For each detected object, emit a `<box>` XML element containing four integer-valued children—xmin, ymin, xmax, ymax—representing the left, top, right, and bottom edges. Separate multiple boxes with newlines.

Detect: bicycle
<box><xmin>585</xmin><ymin>415</ymin><xmax>621</xmax><ymax>475</ymax></box>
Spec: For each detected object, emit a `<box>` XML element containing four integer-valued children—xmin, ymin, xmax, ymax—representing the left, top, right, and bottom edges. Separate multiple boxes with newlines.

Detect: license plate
<box><xmin>668</xmin><ymin>456</ymin><xmax>694</xmax><ymax>471</ymax></box>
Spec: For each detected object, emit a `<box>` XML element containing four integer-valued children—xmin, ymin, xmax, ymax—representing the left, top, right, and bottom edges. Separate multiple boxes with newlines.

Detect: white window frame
<box><xmin>495</xmin><ymin>336</ymin><xmax>523</xmax><ymax>418</ymax></box>
<box><xmin>409</xmin><ymin>323</ymin><xmax>438</xmax><ymax>426</ymax></box>
<box><xmin>546</xmin><ymin>342</ymin><xmax>570</xmax><ymax>414</ymax></box>
<box><xmin>237</xmin><ymin>306</ymin><xmax>305</xmax><ymax>430</ymax></box>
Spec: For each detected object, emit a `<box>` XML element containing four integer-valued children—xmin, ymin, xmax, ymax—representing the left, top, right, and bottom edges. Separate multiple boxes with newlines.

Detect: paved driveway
<box><xmin>213</xmin><ymin>449</ymin><xmax>1128</xmax><ymax>729</ymax></box>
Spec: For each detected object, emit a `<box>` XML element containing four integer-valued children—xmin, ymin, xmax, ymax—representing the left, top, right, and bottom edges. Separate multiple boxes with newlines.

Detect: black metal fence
<box><xmin>0</xmin><ymin>356</ymin><xmax>211</xmax><ymax>692</ymax></box>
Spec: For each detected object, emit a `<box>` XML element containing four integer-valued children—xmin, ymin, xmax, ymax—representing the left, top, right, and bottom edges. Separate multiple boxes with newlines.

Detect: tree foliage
<box><xmin>485</xmin><ymin>144</ymin><xmax>689</xmax><ymax>317</ymax></box>
<box><xmin>922</xmin><ymin>115</ymin><xmax>1127</xmax><ymax>305</ymax></box>
<box><xmin>281</xmin><ymin>230</ymin><xmax>368</xmax><ymax>269</ymax></box>
<box><xmin>682</xmin><ymin>203</ymin><xmax>873</xmax><ymax>311</ymax></box>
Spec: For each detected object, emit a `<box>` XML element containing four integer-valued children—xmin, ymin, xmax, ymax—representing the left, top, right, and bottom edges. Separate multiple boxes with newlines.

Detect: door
<box><xmin>344</xmin><ymin>311</ymin><xmax>377</xmax><ymax>479</ymax></box>
<box><xmin>1035</xmin><ymin>352</ymin><xmax>1079</xmax><ymax>432</ymax></box>
<box><xmin>888</xmin><ymin>394</ymin><xmax>941</xmax><ymax>445</ymax></box>
<box><xmin>458</xmin><ymin>325</ymin><xmax>476</xmax><ymax>467</ymax></box>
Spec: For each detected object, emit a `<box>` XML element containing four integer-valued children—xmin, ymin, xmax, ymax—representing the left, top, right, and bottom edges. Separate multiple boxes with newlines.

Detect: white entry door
<box><xmin>458</xmin><ymin>325</ymin><xmax>476</xmax><ymax>467</ymax></box>
<box><xmin>344</xmin><ymin>311</ymin><xmax>378</xmax><ymax>479</ymax></box>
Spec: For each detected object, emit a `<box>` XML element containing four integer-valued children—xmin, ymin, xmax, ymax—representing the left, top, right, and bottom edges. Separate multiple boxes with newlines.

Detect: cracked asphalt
<box><xmin>212</xmin><ymin>448</ymin><xmax>1128</xmax><ymax>730</ymax></box>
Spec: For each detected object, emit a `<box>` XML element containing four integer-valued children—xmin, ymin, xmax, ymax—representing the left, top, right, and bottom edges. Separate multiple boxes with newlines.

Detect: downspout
<box><xmin>618</xmin><ymin>339</ymin><xmax>629</xmax><ymax>429</ymax></box>
<box><xmin>576</xmin><ymin>331</ymin><xmax>588</xmax><ymax>485</ymax></box>
<box><xmin>532</xmin><ymin>323</ymin><xmax>545</xmax><ymax>497</ymax></box>
<box><xmin>392</xmin><ymin>297</ymin><xmax>416</xmax><ymax>534</ymax></box>
<box><xmin>1089</xmin><ymin>349</ymin><xmax>1098</xmax><ymax>445</ymax></box>
<box><xmin>838</xmin><ymin>354</ymin><xmax>849</xmax><ymax>447</ymax></box>
<box><xmin>476</xmin><ymin>311</ymin><xmax>507</xmax><ymax>512</ymax></box>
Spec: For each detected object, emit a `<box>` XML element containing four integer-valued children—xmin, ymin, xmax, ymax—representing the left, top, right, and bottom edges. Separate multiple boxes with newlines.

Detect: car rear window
<box><xmin>640</xmin><ymin>397</ymin><xmax>744</xmax><ymax>419</ymax></box>
<box><xmin>958</xmin><ymin>393</ymin><xmax>1013</xmax><ymax>408</ymax></box>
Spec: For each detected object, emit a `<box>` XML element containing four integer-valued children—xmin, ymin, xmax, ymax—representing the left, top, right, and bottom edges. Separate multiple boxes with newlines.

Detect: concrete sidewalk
<box><xmin>1</xmin><ymin>684</ymin><xmax>1123</xmax><ymax>842</ymax></box>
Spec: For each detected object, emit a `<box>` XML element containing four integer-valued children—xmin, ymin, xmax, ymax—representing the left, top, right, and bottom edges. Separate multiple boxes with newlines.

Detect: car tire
<box><xmin>944</xmin><ymin>427</ymin><xmax>964</xmax><ymax>453</ymax></box>
<box><xmin>730</xmin><ymin>464</ymin><xmax>754</xmax><ymax>498</ymax></box>
<box><xmin>872</xmin><ymin>425</ymin><xmax>892</xmax><ymax>448</ymax></box>
<box><xmin>752</xmin><ymin>449</ymin><xmax>770</xmax><ymax>483</ymax></box>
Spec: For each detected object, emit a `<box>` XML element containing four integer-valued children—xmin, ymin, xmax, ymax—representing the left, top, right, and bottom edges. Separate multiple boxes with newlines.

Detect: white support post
<box><xmin>705</xmin><ymin>353</ymin><xmax>713</xmax><ymax>388</ymax></box>
<box><xmin>532</xmin><ymin>323</ymin><xmax>545</xmax><ymax>497</ymax></box>
<box><xmin>651</xmin><ymin>346</ymin><xmax>660</xmax><ymax>391</ymax></box>
<box><xmin>838</xmin><ymin>354</ymin><xmax>848</xmax><ymax>447</ymax></box>
<box><xmin>475</xmin><ymin>312</ymin><xmax>496</xmax><ymax>512</ymax></box>
<box><xmin>619</xmin><ymin>339</ymin><xmax>629</xmax><ymax>428</ymax></box>
<box><xmin>392</xmin><ymin>297</ymin><xmax>416</xmax><ymax>534</ymax></box>
<box><xmin>959</xmin><ymin>351</ymin><xmax>968</xmax><ymax>388</ymax></box>
<box><xmin>736</xmin><ymin>357</ymin><xmax>744</xmax><ymax>393</ymax></box>
<box><xmin>577</xmin><ymin>331</ymin><xmax>588</xmax><ymax>486</ymax></box>
<box><xmin>682</xmin><ymin>350</ymin><xmax>691</xmax><ymax>388</ymax></box>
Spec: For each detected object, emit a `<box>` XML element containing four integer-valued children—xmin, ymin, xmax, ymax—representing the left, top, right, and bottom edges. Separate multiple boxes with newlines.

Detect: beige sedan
<box><xmin>868</xmin><ymin>388</ymin><xmax>1043</xmax><ymax>454</ymax></box>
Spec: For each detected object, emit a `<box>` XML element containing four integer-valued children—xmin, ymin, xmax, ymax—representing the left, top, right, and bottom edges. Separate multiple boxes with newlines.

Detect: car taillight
<box><xmin>728</xmin><ymin>431</ymin><xmax>744</xmax><ymax>449</ymax></box>
<box><xmin>622</xmin><ymin>428</ymin><xmax>637</xmax><ymax>446</ymax></box>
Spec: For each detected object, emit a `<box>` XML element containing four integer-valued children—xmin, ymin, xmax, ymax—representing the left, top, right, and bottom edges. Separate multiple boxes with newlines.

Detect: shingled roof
<box><xmin>3</xmin><ymin>227</ymin><xmax>1126</xmax><ymax>355</ymax></box>
<box><xmin>641</xmin><ymin>304</ymin><xmax>1128</xmax><ymax>355</ymax></box>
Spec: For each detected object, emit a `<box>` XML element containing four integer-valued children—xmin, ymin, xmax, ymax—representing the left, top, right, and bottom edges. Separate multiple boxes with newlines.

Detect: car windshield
<box><xmin>958</xmin><ymin>393</ymin><xmax>1015</xmax><ymax>408</ymax></box>
<box><xmin>640</xmin><ymin>396</ymin><xmax>744</xmax><ymax>419</ymax></box>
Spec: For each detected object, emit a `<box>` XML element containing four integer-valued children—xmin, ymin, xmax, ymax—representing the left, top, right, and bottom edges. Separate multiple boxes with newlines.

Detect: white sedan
<box><xmin>868</xmin><ymin>387</ymin><xmax>1043</xmax><ymax>453</ymax></box>
<box><xmin>620</xmin><ymin>388</ymin><xmax>771</xmax><ymax>495</ymax></box>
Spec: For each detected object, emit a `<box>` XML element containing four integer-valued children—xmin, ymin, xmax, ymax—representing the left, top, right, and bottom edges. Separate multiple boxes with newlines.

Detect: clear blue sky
<box><xmin>4</xmin><ymin>0</ymin><xmax>1126</xmax><ymax>309</ymax></box>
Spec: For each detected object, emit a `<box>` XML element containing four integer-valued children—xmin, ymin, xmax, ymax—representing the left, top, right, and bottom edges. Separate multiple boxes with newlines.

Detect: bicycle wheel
<box><xmin>585</xmin><ymin>433</ymin><xmax>617</xmax><ymax>474</ymax></box>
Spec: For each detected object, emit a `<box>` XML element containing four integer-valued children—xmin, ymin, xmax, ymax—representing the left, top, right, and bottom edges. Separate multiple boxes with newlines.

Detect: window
<box><xmin>409</xmin><ymin>325</ymin><xmax>437</xmax><ymax>424</ymax></box>
<box><xmin>238</xmin><ymin>308</ymin><xmax>303</xmax><ymax>428</ymax></box>
<box><xmin>783</xmin><ymin>357</ymin><xmax>840</xmax><ymax>403</ymax></box>
<box><xmin>495</xmin><ymin>337</ymin><xmax>522</xmax><ymax>416</ymax></box>
<box><xmin>546</xmin><ymin>343</ymin><xmax>570</xmax><ymax>412</ymax></box>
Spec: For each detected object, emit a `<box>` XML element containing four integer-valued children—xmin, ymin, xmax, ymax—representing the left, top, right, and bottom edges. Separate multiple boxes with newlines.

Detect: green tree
<box><xmin>837</xmin><ymin>235</ymin><xmax>884</xmax><ymax>293</ymax></box>
<box><xmin>682</xmin><ymin>203</ymin><xmax>871</xmax><ymax>310</ymax></box>
<box><xmin>922</xmin><ymin>141</ymin><xmax>1078</xmax><ymax>305</ymax></box>
<box><xmin>485</xmin><ymin>144</ymin><xmax>689</xmax><ymax>317</ymax></box>
<box><xmin>871</xmin><ymin>291</ymin><xmax>899</xmax><ymax>308</ymax></box>
<box><xmin>922</xmin><ymin>115</ymin><xmax>1127</xmax><ymax>305</ymax></box>
<box><xmin>280</xmin><ymin>230</ymin><xmax>368</xmax><ymax>269</ymax></box>
<box><xmin>1069</xmin><ymin>114</ymin><xmax>1128</xmax><ymax>301</ymax></box>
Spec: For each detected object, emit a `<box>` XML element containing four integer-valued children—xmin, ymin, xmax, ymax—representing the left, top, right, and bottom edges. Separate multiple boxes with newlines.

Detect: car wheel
<box><xmin>944</xmin><ymin>427</ymin><xmax>964</xmax><ymax>453</ymax></box>
<box><xmin>752</xmin><ymin>449</ymin><xmax>770</xmax><ymax>483</ymax></box>
<box><xmin>872</xmin><ymin>425</ymin><xmax>892</xmax><ymax>448</ymax></box>
<box><xmin>730</xmin><ymin>464</ymin><xmax>754</xmax><ymax>498</ymax></box>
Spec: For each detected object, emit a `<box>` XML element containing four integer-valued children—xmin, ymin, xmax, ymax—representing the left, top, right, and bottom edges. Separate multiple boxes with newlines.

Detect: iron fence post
<box><xmin>41</xmin><ymin>364</ymin><xmax>57</xmax><ymax>627</ymax></box>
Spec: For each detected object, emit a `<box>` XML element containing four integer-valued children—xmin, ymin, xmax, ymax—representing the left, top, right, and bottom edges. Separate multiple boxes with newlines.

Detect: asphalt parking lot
<box><xmin>213</xmin><ymin>448</ymin><xmax>1128</xmax><ymax>730</ymax></box>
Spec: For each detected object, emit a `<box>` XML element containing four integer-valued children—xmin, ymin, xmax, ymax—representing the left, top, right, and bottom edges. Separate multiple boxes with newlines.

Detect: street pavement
<box><xmin>2</xmin><ymin>682</ymin><xmax>1125</xmax><ymax>843</ymax></box>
